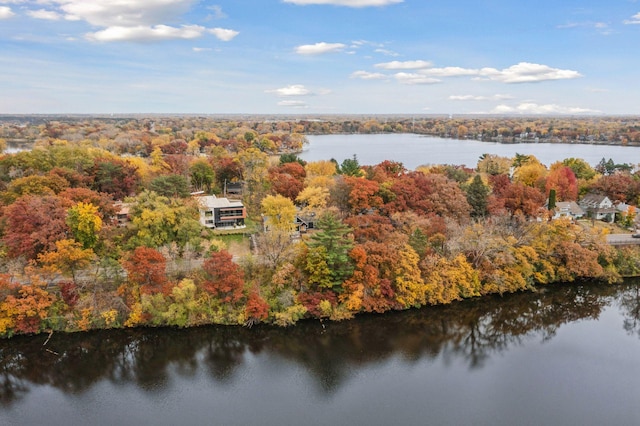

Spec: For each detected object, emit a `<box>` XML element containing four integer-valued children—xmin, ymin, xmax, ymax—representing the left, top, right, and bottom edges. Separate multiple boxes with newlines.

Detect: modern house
<box><xmin>196</xmin><ymin>195</ymin><xmax>246</xmax><ymax>229</ymax></box>
<box><xmin>578</xmin><ymin>193</ymin><xmax>616</xmax><ymax>222</ymax></box>
<box><xmin>549</xmin><ymin>201</ymin><xmax>585</xmax><ymax>220</ymax></box>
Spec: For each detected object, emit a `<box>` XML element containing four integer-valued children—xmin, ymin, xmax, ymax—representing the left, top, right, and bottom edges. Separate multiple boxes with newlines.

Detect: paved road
<box><xmin>606</xmin><ymin>234</ymin><xmax>640</xmax><ymax>245</ymax></box>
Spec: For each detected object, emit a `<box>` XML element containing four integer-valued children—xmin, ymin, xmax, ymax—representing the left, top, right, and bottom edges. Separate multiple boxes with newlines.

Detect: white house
<box><xmin>550</xmin><ymin>201</ymin><xmax>585</xmax><ymax>220</ymax></box>
<box><xmin>578</xmin><ymin>193</ymin><xmax>616</xmax><ymax>222</ymax></box>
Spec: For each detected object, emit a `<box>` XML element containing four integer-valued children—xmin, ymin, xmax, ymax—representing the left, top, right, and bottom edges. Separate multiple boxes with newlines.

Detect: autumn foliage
<box><xmin>1</xmin><ymin>117</ymin><xmax>640</xmax><ymax>337</ymax></box>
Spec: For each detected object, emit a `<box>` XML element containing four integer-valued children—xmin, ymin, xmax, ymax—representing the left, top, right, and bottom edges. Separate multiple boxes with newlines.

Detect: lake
<box><xmin>300</xmin><ymin>134</ymin><xmax>640</xmax><ymax>170</ymax></box>
<box><xmin>1</xmin><ymin>281</ymin><xmax>640</xmax><ymax>426</ymax></box>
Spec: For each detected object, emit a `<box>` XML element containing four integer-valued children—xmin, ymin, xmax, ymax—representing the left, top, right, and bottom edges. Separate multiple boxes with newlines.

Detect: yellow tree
<box><xmin>513</xmin><ymin>160</ymin><xmax>548</xmax><ymax>187</ymax></box>
<box><xmin>477</xmin><ymin>154</ymin><xmax>512</xmax><ymax>175</ymax></box>
<box><xmin>305</xmin><ymin>160</ymin><xmax>337</xmax><ymax>184</ymax></box>
<box><xmin>0</xmin><ymin>274</ymin><xmax>55</xmax><ymax>336</ymax></box>
<box><xmin>66</xmin><ymin>202</ymin><xmax>103</xmax><ymax>249</ymax></box>
<box><xmin>393</xmin><ymin>244</ymin><xmax>425</xmax><ymax>308</ymax></box>
<box><xmin>296</xmin><ymin>185</ymin><xmax>330</xmax><ymax>212</ymax></box>
<box><xmin>150</xmin><ymin>146</ymin><xmax>170</xmax><ymax>173</ymax></box>
<box><xmin>261</xmin><ymin>194</ymin><xmax>297</xmax><ymax>231</ymax></box>
<box><xmin>423</xmin><ymin>253</ymin><xmax>481</xmax><ymax>304</ymax></box>
<box><xmin>38</xmin><ymin>239</ymin><xmax>95</xmax><ymax>285</ymax></box>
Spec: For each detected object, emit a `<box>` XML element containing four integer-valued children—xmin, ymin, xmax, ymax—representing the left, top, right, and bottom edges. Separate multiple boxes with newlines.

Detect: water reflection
<box><xmin>617</xmin><ymin>283</ymin><xmax>640</xmax><ymax>337</ymax></box>
<box><xmin>0</xmin><ymin>282</ymin><xmax>637</xmax><ymax>406</ymax></box>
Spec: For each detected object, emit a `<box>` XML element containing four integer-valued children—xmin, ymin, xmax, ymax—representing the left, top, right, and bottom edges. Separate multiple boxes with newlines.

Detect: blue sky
<box><xmin>1</xmin><ymin>0</ymin><xmax>639</xmax><ymax>115</ymax></box>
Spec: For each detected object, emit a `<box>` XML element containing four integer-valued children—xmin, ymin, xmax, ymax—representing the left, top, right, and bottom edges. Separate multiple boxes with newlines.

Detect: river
<box><xmin>1</xmin><ymin>282</ymin><xmax>640</xmax><ymax>426</ymax></box>
<box><xmin>300</xmin><ymin>134</ymin><xmax>640</xmax><ymax>170</ymax></box>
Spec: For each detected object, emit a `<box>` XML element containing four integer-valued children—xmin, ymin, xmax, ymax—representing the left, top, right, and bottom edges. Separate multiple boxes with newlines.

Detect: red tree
<box><xmin>345</xmin><ymin>176</ymin><xmax>382</xmax><ymax>214</ymax></box>
<box><xmin>385</xmin><ymin>172</ymin><xmax>470</xmax><ymax>220</ymax></box>
<box><xmin>2</xmin><ymin>195</ymin><xmax>71</xmax><ymax>259</ymax></box>
<box><xmin>202</xmin><ymin>250</ymin><xmax>245</xmax><ymax>304</ymax></box>
<box><xmin>545</xmin><ymin>166</ymin><xmax>578</xmax><ymax>201</ymax></box>
<box><xmin>344</xmin><ymin>214</ymin><xmax>394</xmax><ymax>243</ymax></box>
<box><xmin>122</xmin><ymin>247</ymin><xmax>168</xmax><ymax>294</ymax></box>
<box><xmin>214</xmin><ymin>157</ymin><xmax>244</xmax><ymax>189</ymax></box>
<box><xmin>90</xmin><ymin>157</ymin><xmax>140</xmax><ymax>200</ymax></box>
<box><xmin>245</xmin><ymin>291</ymin><xmax>270</xmax><ymax>323</ymax></box>
<box><xmin>501</xmin><ymin>182</ymin><xmax>545</xmax><ymax>217</ymax></box>
<box><xmin>591</xmin><ymin>173</ymin><xmax>640</xmax><ymax>203</ymax></box>
<box><xmin>268</xmin><ymin>162</ymin><xmax>306</xmax><ymax>201</ymax></box>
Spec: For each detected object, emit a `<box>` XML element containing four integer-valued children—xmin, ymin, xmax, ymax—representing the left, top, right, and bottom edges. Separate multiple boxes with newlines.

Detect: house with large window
<box><xmin>196</xmin><ymin>195</ymin><xmax>246</xmax><ymax>229</ymax></box>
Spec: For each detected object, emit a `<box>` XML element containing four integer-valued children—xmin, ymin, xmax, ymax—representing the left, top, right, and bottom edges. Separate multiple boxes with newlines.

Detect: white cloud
<box><xmin>193</xmin><ymin>47</ymin><xmax>212</xmax><ymax>52</ymax></box>
<box><xmin>375</xmin><ymin>60</ymin><xmax>432</xmax><ymax>70</ymax></box>
<box><xmin>27</xmin><ymin>9</ymin><xmax>63</xmax><ymax>20</ymax></box>
<box><xmin>491</xmin><ymin>105</ymin><xmax>516</xmax><ymax>114</ymax></box>
<box><xmin>295</xmin><ymin>42</ymin><xmax>346</xmax><ymax>55</ymax></box>
<box><xmin>267</xmin><ymin>84</ymin><xmax>312</xmax><ymax>96</ymax></box>
<box><xmin>351</xmin><ymin>70</ymin><xmax>386</xmax><ymax>80</ymax></box>
<box><xmin>394</xmin><ymin>72</ymin><xmax>440</xmax><ymax>85</ymax></box>
<box><xmin>557</xmin><ymin>21</ymin><xmax>612</xmax><ymax>35</ymax></box>
<box><xmin>491</xmin><ymin>102</ymin><xmax>600</xmax><ymax>114</ymax></box>
<box><xmin>374</xmin><ymin>48</ymin><xmax>400</xmax><ymax>57</ymax></box>
<box><xmin>87</xmin><ymin>25</ymin><xmax>206</xmax><ymax>42</ymax></box>
<box><xmin>0</xmin><ymin>6</ymin><xmax>14</xmax><ymax>19</ymax></box>
<box><xmin>36</xmin><ymin>1</ymin><xmax>239</xmax><ymax>42</ymax></box>
<box><xmin>478</xmin><ymin>62</ymin><xmax>582</xmax><ymax>83</ymax></box>
<box><xmin>283</xmin><ymin>0</ymin><xmax>403</xmax><ymax>7</ymax></box>
<box><xmin>449</xmin><ymin>94</ymin><xmax>514</xmax><ymax>101</ymax></box>
<box><xmin>449</xmin><ymin>95</ymin><xmax>487</xmax><ymax>101</ymax></box>
<box><xmin>624</xmin><ymin>12</ymin><xmax>640</xmax><ymax>24</ymax></box>
<box><xmin>421</xmin><ymin>66</ymin><xmax>479</xmax><ymax>77</ymax></box>
<box><xmin>350</xmin><ymin>39</ymin><xmax>384</xmax><ymax>48</ymax></box>
<box><xmin>208</xmin><ymin>28</ymin><xmax>239</xmax><ymax>41</ymax></box>
<box><xmin>207</xmin><ymin>5</ymin><xmax>227</xmax><ymax>19</ymax></box>
<box><xmin>278</xmin><ymin>100</ymin><xmax>308</xmax><ymax>108</ymax></box>
<box><xmin>53</xmin><ymin>0</ymin><xmax>196</xmax><ymax>27</ymax></box>
<box><xmin>364</xmin><ymin>62</ymin><xmax>581</xmax><ymax>84</ymax></box>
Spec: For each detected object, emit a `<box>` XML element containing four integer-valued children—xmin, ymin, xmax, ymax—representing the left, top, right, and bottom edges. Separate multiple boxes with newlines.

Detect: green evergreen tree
<box><xmin>150</xmin><ymin>174</ymin><xmax>190</xmax><ymax>198</ymax></box>
<box><xmin>466</xmin><ymin>174</ymin><xmax>489</xmax><ymax>218</ymax></box>
<box><xmin>307</xmin><ymin>212</ymin><xmax>354</xmax><ymax>290</ymax></box>
<box><xmin>548</xmin><ymin>188</ymin><xmax>557</xmax><ymax>210</ymax></box>
<box><xmin>339</xmin><ymin>154</ymin><xmax>364</xmax><ymax>177</ymax></box>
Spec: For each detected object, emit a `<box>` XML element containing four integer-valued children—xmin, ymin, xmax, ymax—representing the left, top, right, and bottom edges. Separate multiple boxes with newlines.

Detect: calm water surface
<box><xmin>300</xmin><ymin>134</ymin><xmax>640</xmax><ymax>169</ymax></box>
<box><xmin>1</xmin><ymin>282</ymin><xmax>640</xmax><ymax>426</ymax></box>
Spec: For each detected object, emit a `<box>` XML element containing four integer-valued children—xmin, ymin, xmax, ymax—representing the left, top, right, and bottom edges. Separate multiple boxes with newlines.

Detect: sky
<box><xmin>1</xmin><ymin>0</ymin><xmax>640</xmax><ymax>115</ymax></box>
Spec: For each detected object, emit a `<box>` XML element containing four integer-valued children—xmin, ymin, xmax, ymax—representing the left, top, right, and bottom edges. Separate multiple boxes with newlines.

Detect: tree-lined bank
<box><xmin>1</xmin><ymin>117</ymin><xmax>640</xmax><ymax>337</ymax></box>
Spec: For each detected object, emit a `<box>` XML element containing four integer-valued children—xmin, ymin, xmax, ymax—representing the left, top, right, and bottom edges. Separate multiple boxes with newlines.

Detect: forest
<box><xmin>1</xmin><ymin>116</ymin><xmax>640</xmax><ymax>337</ymax></box>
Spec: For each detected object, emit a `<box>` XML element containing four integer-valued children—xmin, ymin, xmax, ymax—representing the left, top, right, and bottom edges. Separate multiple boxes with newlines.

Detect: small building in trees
<box><xmin>295</xmin><ymin>212</ymin><xmax>316</xmax><ymax>233</ymax></box>
<box><xmin>224</xmin><ymin>181</ymin><xmax>243</xmax><ymax>197</ymax></box>
<box><xmin>196</xmin><ymin>195</ymin><xmax>246</xmax><ymax>229</ymax></box>
<box><xmin>114</xmin><ymin>202</ymin><xmax>132</xmax><ymax>227</ymax></box>
<box><xmin>261</xmin><ymin>210</ymin><xmax>316</xmax><ymax>234</ymax></box>
<box><xmin>548</xmin><ymin>201</ymin><xmax>585</xmax><ymax>221</ymax></box>
<box><xmin>579</xmin><ymin>193</ymin><xmax>616</xmax><ymax>222</ymax></box>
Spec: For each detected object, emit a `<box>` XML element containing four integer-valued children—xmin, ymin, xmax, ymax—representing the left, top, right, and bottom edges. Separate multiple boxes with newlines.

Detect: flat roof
<box><xmin>197</xmin><ymin>195</ymin><xmax>244</xmax><ymax>209</ymax></box>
